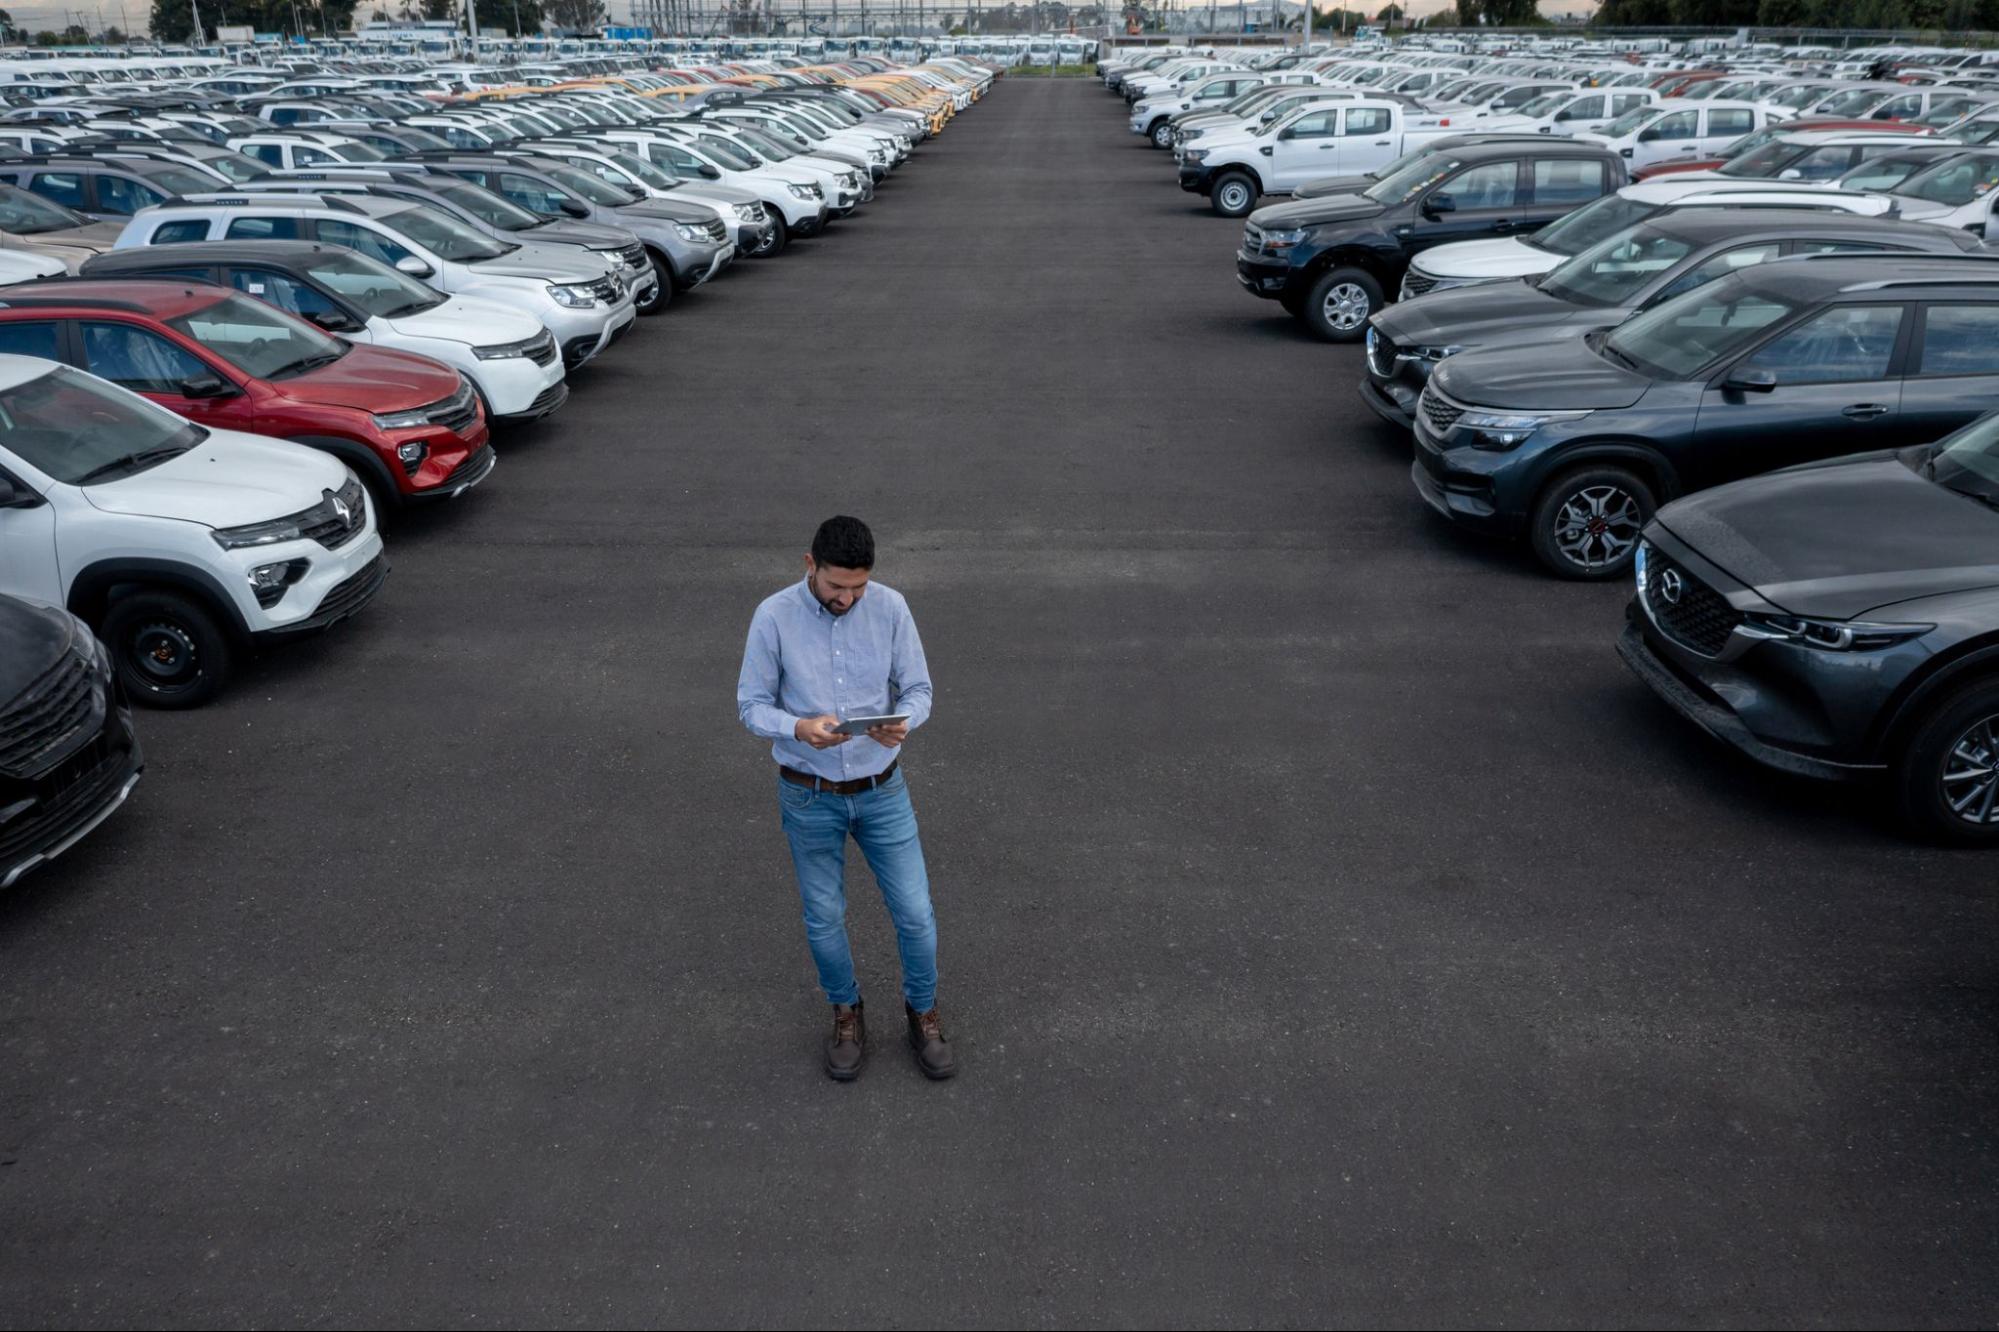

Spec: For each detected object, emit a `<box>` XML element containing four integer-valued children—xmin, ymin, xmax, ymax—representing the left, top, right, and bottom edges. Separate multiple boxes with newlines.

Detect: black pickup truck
<box><xmin>1234</xmin><ymin>138</ymin><xmax>1628</xmax><ymax>341</ymax></box>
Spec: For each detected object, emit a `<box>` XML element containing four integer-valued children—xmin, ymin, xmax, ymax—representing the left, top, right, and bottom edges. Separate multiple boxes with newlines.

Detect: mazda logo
<box><xmin>1658</xmin><ymin>569</ymin><xmax>1684</xmax><ymax>606</ymax></box>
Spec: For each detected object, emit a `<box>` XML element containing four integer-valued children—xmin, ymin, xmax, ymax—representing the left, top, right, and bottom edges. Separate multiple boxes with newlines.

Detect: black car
<box><xmin>1365</xmin><ymin>209</ymin><xmax>1980</xmax><ymax>430</ymax></box>
<box><xmin>1235</xmin><ymin>139</ymin><xmax>1627</xmax><ymax>341</ymax></box>
<box><xmin>1410</xmin><ymin>254</ymin><xmax>1999</xmax><ymax>578</ymax></box>
<box><xmin>1619</xmin><ymin>419</ymin><xmax>1999</xmax><ymax>844</ymax></box>
<box><xmin>0</xmin><ymin>595</ymin><xmax>143</xmax><ymax>889</ymax></box>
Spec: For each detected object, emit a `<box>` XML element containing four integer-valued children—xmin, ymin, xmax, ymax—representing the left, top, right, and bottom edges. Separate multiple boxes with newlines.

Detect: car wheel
<box><xmin>1528</xmin><ymin>465</ymin><xmax>1655</xmax><ymax>580</ymax></box>
<box><xmin>638</xmin><ymin>250</ymin><xmax>672</xmax><ymax>313</ymax></box>
<box><xmin>1150</xmin><ymin>120</ymin><xmax>1174</xmax><ymax>149</ymax></box>
<box><xmin>100</xmin><ymin>591</ymin><xmax>233</xmax><ymax>710</ymax></box>
<box><xmin>1210</xmin><ymin>171</ymin><xmax>1258</xmax><ymax>217</ymax></box>
<box><xmin>755</xmin><ymin>214</ymin><xmax>787</xmax><ymax>257</ymax></box>
<box><xmin>1893</xmin><ymin>678</ymin><xmax>1999</xmax><ymax>844</ymax></box>
<box><xmin>1301</xmin><ymin>267</ymin><xmax>1381</xmax><ymax>343</ymax></box>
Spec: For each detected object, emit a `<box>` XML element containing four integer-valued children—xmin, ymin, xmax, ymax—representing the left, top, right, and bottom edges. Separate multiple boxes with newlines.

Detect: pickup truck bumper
<box><xmin>1178</xmin><ymin>162</ymin><xmax>1214</xmax><ymax>194</ymax></box>
<box><xmin>1235</xmin><ymin>251</ymin><xmax>1296</xmax><ymax>302</ymax></box>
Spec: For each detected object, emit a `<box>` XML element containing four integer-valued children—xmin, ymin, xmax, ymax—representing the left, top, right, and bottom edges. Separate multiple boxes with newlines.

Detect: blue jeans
<box><xmin>776</xmin><ymin>767</ymin><xmax>939</xmax><ymax>1012</ymax></box>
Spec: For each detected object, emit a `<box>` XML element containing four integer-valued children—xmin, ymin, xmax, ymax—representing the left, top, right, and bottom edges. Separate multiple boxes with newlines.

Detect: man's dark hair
<box><xmin>811</xmin><ymin>515</ymin><xmax>875</xmax><ymax>570</ymax></box>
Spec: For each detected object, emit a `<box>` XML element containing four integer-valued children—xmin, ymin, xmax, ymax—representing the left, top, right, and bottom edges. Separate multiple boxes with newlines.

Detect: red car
<box><xmin>1631</xmin><ymin>116</ymin><xmax>1932</xmax><ymax>180</ymax></box>
<box><xmin>0</xmin><ymin>279</ymin><xmax>490</xmax><ymax>514</ymax></box>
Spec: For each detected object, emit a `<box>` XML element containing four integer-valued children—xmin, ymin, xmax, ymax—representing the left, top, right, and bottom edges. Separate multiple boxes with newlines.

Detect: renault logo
<box><xmin>331</xmin><ymin>494</ymin><xmax>351</xmax><ymax>525</ymax></box>
<box><xmin>1658</xmin><ymin>569</ymin><xmax>1684</xmax><ymax>606</ymax></box>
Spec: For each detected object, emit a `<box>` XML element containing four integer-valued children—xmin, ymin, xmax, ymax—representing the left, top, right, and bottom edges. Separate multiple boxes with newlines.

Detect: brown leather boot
<box><xmin>905</xmin><ymin>1002</ymin><xmax>955</xmax><ymax>1080</ymax></box>
<box><xmin>825</xmin><ymin>1001</ymin><xmax>865</xmax><ymax>1081</ymax></box>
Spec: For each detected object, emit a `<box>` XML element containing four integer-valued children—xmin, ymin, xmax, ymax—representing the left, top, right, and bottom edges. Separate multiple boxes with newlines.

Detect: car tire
<box><xmin>1527</xmin><ymin>465</ymin><xmax>1655</xmax><ymax>580</ymax></box>
<box><xmin>100</xmin><ymin>590</ymin><xmax>233</xmax><ymax>710</ymax></box>
<box><xmin>638</xmin><ymin>250</ymin><xmax>672</xmax><ymax>313</ymax></box>
<box><xmin>1210</xmin><ymin>171</ymin><xmax>1258</xmax><ymax>218</ymax></box>
<box><xmin>1301</xmin><ymin>267</ymin><xmax>1382</xmax><ymax>343</ymax></box>
<box><xmin>1150</xmin><ymin>119</ymin><xmax>1174</xmax><ymax>149</ymax></box>
<box><xmin>1893</xmin><ymin>677</ymin><xmax>1999</xmax><ymax>844</ymax></box>
<box><xmin>755</xmin><ymin>214</ymin><xmax>787</xmax><ymax>257</ymax></box>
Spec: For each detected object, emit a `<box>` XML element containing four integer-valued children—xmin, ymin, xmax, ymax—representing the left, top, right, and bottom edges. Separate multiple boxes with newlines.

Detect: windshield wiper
<box><xmin>381</xmin><ymin>297</ymin><xmax>440</xmax><ymax>317</ymax></box>
<box><xmin>73</xmin><ymin>444</ymin><xmax>190</xmax><ymax>485</ymax></box>
<box><xmin>270</xmin><ymin>350</ymin><xmax>343</xmax><ymax>378</ymax></box>
<box><xmin>1600</xmin><ymin>341</ymin><xmax>1639</xmax><ymax>371</ymax></box>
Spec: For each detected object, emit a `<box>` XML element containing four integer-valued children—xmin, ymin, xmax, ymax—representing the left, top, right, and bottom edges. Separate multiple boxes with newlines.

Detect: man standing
<box><xmin>736</xmin><ymin>516</ymin><xmax>954</xmax><ymax>1083</ymax></box>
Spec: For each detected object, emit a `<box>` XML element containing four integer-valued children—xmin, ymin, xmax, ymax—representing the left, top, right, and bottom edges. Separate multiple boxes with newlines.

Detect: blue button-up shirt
<box><xmin>736</xmin><ymin>577</ymin><xmax>935</xmax><ymax>780</ymax></box>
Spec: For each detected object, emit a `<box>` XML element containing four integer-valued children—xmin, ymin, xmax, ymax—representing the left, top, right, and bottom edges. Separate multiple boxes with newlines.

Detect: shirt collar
<box><xmin>797</xmin><ymin>576</ymin><xmax>827</xmax><ymax>619</ymax></box>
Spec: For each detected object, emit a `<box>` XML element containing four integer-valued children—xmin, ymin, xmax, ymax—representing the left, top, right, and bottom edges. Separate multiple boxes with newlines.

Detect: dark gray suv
<box><xmin>1620</xmin><ymin>415</ymin><xmax>1999</xmax><ymax>844</ymax></box>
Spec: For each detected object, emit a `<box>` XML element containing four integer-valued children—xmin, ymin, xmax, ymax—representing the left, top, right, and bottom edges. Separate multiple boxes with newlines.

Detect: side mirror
<box><xmin>1424</xmin><ymin>192</ymin><xmax>1457</xmax><ymax>215</ymax></box>
<box><xmin>0</xmin><ymin>472</ymin><xmax>43</xmax><ymax>509</ymax></box>
<box><xmin>699</xmin><ymin>164</ymin><xmax>721</xmax><ymax>179</ymax></box>
<box><xmin>395</xmin><ymin>255</ymin><xmax>434</xmax><ymax>278</ymax></box>
<box><xmin>1778</xmin><ymin>167</ymin><xmax>1802</xmax><ymax>181</ymax></box>
<box><xmin>1637</xmin><ymin>128</ymin><xmax>1661</xmax><ymax>142</ymax></box>
<box><xmin>1724</xmin><ymin>367</ymin><xmax>1778</xmax><ymax>392</ymax></box>
<box><xmin>305</xmin><ymin>308</ymin><xmax>361</xmax><ymax>333</ymax></box>
<box><xmin>1276</xmin><ymin>126</ymin><xmax>1296</xmax><ymax>140</ymax></box>
<box><xmin>559</xmin><ymin>198</ymin><xmax>591</xmax><ymax>218</ymax></box>
<box><xmin>176</xmin><ymin>372</ymin><xmax>235</xmax><ymax>399</ymax></box>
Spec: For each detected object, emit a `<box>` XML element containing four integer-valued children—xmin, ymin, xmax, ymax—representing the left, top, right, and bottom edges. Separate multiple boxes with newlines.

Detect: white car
<box><xmin>1130</xmin><ymin>71</ymin><xmax>1270</xmax><ymax>148</ymax></box>
<box><xmin>113</xmin><ymin>193</ymin><xmax>635</xmax><ymax>370</ymax></box>
<box><xmin>0</xmin><ymin>354</ymin><xmax>386</xmax><ymax>708</ymax></box>
<box><xmin>1884</xmin><ymin>149</ymin><xmax>1999</xmax><ymax>238</ymax></box>
<box><xmin>0</xmin><ymin>248</ymin><xmax>65</xmax><ymax>285</ymax></box>
<box><xmin>600</xmin><ymin>129</ymin><xmax>832</xmax><ymax>243</ymax></box>
<box><xmin>1572</xmin><ymin>99</ymin><xmax>1770</xmax><ymax>171</ymax></box>
<box><xmin>1398</xmin><ymin>179</ymin><xmax>1898</xmax><ymax>299</ymax></box>
<box><xmin>1475</xmin><ymin>86</ymin><xmax>1661</xmax><ymax>136</ymax></box>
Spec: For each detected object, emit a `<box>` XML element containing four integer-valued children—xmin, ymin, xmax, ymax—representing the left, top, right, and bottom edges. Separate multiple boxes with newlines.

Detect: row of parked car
<box><xmin>0</xmin><ymin>51</ymin><xmax>999</xmax><ymax>892</ymax></box>
<box><xmin>1100</xmin><ymin>43</ymin><xmax>1999</xmax><ymax>845</ymax></box>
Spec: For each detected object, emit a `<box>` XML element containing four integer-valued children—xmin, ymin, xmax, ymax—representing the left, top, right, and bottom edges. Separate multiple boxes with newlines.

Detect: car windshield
<box><xmin>1918</xmin><ymin>97</ymin><xmax>1977</xmax><ymax>126</ymax></box>
<box><xmin>147</xmin><ymin>165</ymin><xmax>224</xmax><ymax>196</ymax></box>
<box><xmin>1772</xmin><ymin>83</ymin><xmax>1830</xmax><ymax>108</ymax></box>
<box><xmin>1896</xmin><ymin>154</ymin><xmax>1999</xmax><ymax>206</ymax></box>
<box><xmin>1365</xmin><ymin>154</ymin><xmax>1459</xmax><ymax>203</ymax></box>
<box><xmin>1929</xmin><ymin>411</ymin><xmax>1999</xmax><ymax>501</ymax></box>
<box><xmin>197</xmin><ymin>150</ymin><xmax>264</xmax><ymax>182</ymax></box>
<box><xmin>330</xmin><ymin>141</ymin><xmax>386</xmax><ymax>161</ymax></box>
<box><xmin>1837</xmin><ymin>153</ymin><xmax>1939</xmax><ymax>191</ymax></box>
<box><xmin>1817</xmin><ymin>88</ymin><xmax>1887</xmax><ymax>115</ymax></box>
<box><xmin>1717</xmin><ymin>140</ymin><xmax>1806</xmax><ymax>177</ymax></box>
<box><xmin>0</xmin><ymin>183</ymin><xmax>87</xmax><ymax>233</ymax></box>
<box><xmin>544</xmin><ymin>162</ymin><xmax>638</xmax><ymax>204</ymax></box>
<box><xmin>697</xmin><ymin>133</ymin><xmax>761</xmax><ymax>168</ymax></box>
<box><xmin>169</xmin><ymin>292</ymin><xmax>347</xmax><ymax>380</ymax></box>
<box><xmin>1516</xmin><ymin>92</ymin><xmax>1568</xmax><ymax>118</ymax></box>
<box><xmin>427</xmin><ymin>179</ymin><xmax>543</xmax><ymax>231</ymax></box>
<box><xmin>0</xmin><ymin>363</ymin><xmax>202</xmax><ymax>485</ymax></box>
<box><xmin>1603</xmin><ymin>280</ymin><xmax>1799</xmax><ymax>378</ymax></box>
<box><xmin>1528</xmin><ymin>193</ymin><xmax>1658</xmax><ymax>256</ymax></box>
<box><xmin>301</xmin><ymin>248</ymin><xmax>445</xmax><ymax>317</ymax></box>
<box><xmin>731</xmin><ymin>125</ymin><xmax>797</xmax><ymax>160</ymax></box>
<box><xmin>1538</xmin><ymin>224</ymin><xmax>1695</xmax><ymax>306</ymax></box>
<box><xmin>606</xmin><ymin>149</ymin><xmax>677</xmax><ymax>189</ymax></box>
<box><xmin>1599</xmin><ymin>104</ymin><xmax>1661</xmax><ymax>137</ymax></box>
<box><xmin>385</xmin><ymin>204</ymin><xmax>512</xmax><ymax>260</ymax></box>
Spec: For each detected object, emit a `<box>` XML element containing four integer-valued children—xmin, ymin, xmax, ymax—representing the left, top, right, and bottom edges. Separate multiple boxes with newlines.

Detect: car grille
<box><xmin>521</xmin><ymin>381</ymin><xmax>568</xmax><ymax>417</ymax></box>
<box><xmin>698</xmin><ymin>216</ymin><xmax>727</xmax><ymax>243</ymax></box>
<box><xmin>299</xmin><ymin>478</ymin><xmax>368</xmax><ymax>550</ymax></box>
<box><xmin>312</xmin><ymin>555</ymin><xmax>385</xmax><ymax>623</ymax></box>
<box><xmin>0</xmin><ymin>730</ymin><xmax>132</xmax><ymax>870</ymax></box>
<box><xmin>1418</xmin><ymin>386</ymin><xmax>1464</xmax><ymax>434</ymax></box>
<box><xmin>584</xmin><ymin>275</ymin><xmax>622</xmax><ymax>303</ymax></box>
<box><xmin>443</xmin><ymin>444</ymin><xmax>494</xmax><ymax>489</ymax></box>
<box><xmin>608</xmin><ymin>242</ymin><xmax>646</xmax><ymax>270</ymax></box>
<box><xmin>1241</xmin><ymin>223</ymin><xmax>1266</xmax><ymax>257</ymax></box>
<box><xmin>0</xmin><ymin>649</ymin><xmax>102</xmax><ymax>781</ymax></box>
<box><xmin>1645</xmin><ymin>548</ymin><xmax>1741</xmax><ymax>658</ymax></box>
<box><xmin>1401</xmin><ymin>269</ymin><xmax>1439</xmax><ymax>299</ymax></box>
<box><xmin>523</xmin><ymin>329</ymin><xmax>559</xmax><ymax>367</ymax></box>
<box><xmin>1367</xmin><ymin>329</ymin><xmax>1398</xmax><ymax>380</ymax></box>
<box><xmin>419</xmin><ymin>380</ymin><xmax>480</xmax><ymax>436</ymax></box>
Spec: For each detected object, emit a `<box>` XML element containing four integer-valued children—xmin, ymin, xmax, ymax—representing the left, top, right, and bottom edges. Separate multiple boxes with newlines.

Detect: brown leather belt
<box><xmin>780</xmin><ymin>760</ymin><xmax>898</xmax><ymax>796</ymax></box>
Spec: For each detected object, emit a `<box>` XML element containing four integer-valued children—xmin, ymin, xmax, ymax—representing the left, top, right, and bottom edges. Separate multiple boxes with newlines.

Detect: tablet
<box><xmin>835</xmin><ymin>713</ymin><xmax>911</xmax><ymax>735</ymax></box>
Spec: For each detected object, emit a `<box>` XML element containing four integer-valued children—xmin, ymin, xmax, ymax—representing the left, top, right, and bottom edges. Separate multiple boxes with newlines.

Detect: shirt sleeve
<box><xmin>889</xmin><ymin>597</ymin><xmax>934</xmax><ymax>731</ymax></box>
<box><xmin>737</xmin><ymin>605</ymin><xmax>799</xmax><ymax>741</ymax></box>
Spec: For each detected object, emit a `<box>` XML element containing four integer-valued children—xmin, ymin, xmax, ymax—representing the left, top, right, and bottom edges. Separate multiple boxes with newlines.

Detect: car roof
<box><xmin>1768</xmin><ymin>129</ymin><xmax>1943</xmax><ymax>146</ymax></box>
<box><xmin>156</xmin><ymin>190</ymin><xmax>403</xmax><ymax>216</ymax></box>
<box><xmin>1737</xmin><ymin>252</ymin><xmax>1999</xmax><ymax>299</ymax></box>
<box><xmin>0</xmin><ymin>351</ymin><xmax>59</xmax><ymax>392</ymax></box>
<box><xmin>1444</xmin><ymin>137</ymin><xmax>1620</xmax><ymax>161</ymax></box>
<box><xmin>82</xmin><ymin>238</ymin><xmax>343</xmax><ymax>270</ymax></box>
<box><xmin>1637</xmin><ymin>205</ymin><xmax>1970</xmax><ymax>243</ymax></box>
<box><xmin>0</xmin><ymin>276</ymin><xmax>227</xmax><ymax>317</ymax></box>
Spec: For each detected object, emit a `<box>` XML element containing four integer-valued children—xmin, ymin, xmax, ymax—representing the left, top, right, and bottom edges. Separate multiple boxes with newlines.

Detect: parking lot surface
<box><xmin>3</xmin><ymin>79</ymin><xmax>1996</xmax><ymax>1327</ymax></box>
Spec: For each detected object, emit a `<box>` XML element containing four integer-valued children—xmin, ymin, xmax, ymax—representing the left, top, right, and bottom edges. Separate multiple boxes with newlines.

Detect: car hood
<box><xmin>662</xmin><ymin>181</ymin><xmax>759</xmax><ymax>207</ymax></box>
<box><xmin>1429</xmin><ymin>330</ymin><xmax>1651</xmax><ymax>411</ymax></box>
<box><xmin>1889</xmin><ymin>198</ymin><xmax>1956</xmax><ymax>222</ymax></box>
<box><xmin>616</xmin><ymin>197</ymin><xmax>719</xmax><ymax>225</ymax></box>
<box><xmin>386</xmin><ymin>292</ymin><xmax>542</xmax><ymax>346</ymax></box>
<box><xmin>1654</xmin><ymin>451</ymin><xmax>1999</xmax><ymax>619</ymax></box>
<box><xmin>468</xmin><ymin>239</ymin><xmax>609</xmax><ymax>282</ymax></box>
<box><xmin>523</xmin><ymin>216</ymin><xmax>637</xmax><ymax>248</ymax></box>
<box><xmin>1248</xmin><ymin>193</ymin><xmax>1386</xmax><ymax>229</ymax></box>
<box><xmin>1292</xmin><ymin>172</ymin><xmax>1377</xmax><ymax>199</ymax></box>
<box><xmin>0</xmin><ymin>219</ymin><xmax>124</xmax><ymax>269</ymax></box>
<box><xmin>275</xmin><ymin>343</ymin><xmax>461</xmax><ymax>413</ymax></box>
<box><xmin>1412</xmin><ymin>236</ymin><xmax>1558</xmax><ymax>280</ymax></box>
<box><xmin>1377</xmin><ymin>278</ymin><xmax>1613</xmax><ymax>348</ymax></box>
<box><xmin>83</xmin><ymin>426</ymin><xmax>350</xmax><ymax>528</ymax></box>
<box><xmin>0</xmin><ymin>596</ymin><xmax>79</xmax><ymax>703</ymax></box>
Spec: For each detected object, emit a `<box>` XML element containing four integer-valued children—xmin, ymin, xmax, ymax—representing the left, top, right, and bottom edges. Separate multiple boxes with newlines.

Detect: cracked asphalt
<box><xmin>0</xmin><ymin>77</ymin><xmax>1994</xmax><ymax>1328</ymax></box>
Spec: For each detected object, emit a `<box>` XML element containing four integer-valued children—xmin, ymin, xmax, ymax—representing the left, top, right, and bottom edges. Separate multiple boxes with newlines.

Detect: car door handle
<box><xmin>1492</xmin><ymin>219</ymin><xmax>1514</xmax><ymax>231</ymax></box>
<box><xmin>1374</xmin><ymin>139</ymin><xmax>1392</xmax><ymax>145</ymax></box>
<box><xmin>1842</xmin><ymin>403</ymin><xmax>1891</xmax><ymax>420</ymax></box>
<box><xmin>1319</xmin><ymin>142</ymin><xmax>1336</xmax><ymax>149</ymax></box>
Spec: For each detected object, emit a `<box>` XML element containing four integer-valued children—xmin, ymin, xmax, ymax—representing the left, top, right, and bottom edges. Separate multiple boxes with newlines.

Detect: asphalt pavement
<box><xmin>2</xmin><ymin>78</ymin><xmax>1995</xmax><ymax>1328</ymax></box>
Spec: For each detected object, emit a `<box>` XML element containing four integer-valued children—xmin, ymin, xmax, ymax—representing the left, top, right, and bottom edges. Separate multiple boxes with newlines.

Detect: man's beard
<box><xmin>812</xmin><ymin>580</ymin><xmax>853</xmax><ymax>616</ymax></box>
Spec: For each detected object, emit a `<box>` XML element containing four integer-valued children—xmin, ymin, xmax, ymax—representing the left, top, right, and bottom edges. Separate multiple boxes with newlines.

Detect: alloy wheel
<box><xmin>1553</xmin><ymin>484</ymin><xmax>1643</xmax><ymax>571</ymax></box>
<box><xmin>1320</xmin><ymin>282</ymin><xmax>1372</xmax><ymax>333</ymax></box>
<box><xmin>1941</xmin><ymin>713</ymin><xmax>1999</xmax><ymax>825</ymax></box>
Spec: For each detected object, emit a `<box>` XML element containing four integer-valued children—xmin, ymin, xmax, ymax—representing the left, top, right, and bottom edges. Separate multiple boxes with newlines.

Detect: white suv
<box><xmin>114</xmin><ymin>193</ymin><xmax>636</xmax><ymax>370</ymax></box>
<box><xmin>0</xmin><ymin>355</ymin><xmax>387</xmax><ymax>708</ymax></box>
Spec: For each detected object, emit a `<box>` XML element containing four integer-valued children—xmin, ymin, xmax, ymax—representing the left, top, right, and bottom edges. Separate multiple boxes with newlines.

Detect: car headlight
<box><xmin>1183</xmin><ymin>127</ymin><xmax>1205</xmax><ymax>140</ymax></box>
<box><xmin>1738</xmin><ymin>613</ymin><xmax>1934</xmax><ymax>652</ymax></box>
<box><xmin>372</xmin><ymin>406</ymin><xmax>434</xmax><ymax>430</ymax></box>
<box><xmin>473</xmin><ymin>334</ymin><xmax>542</xmax><ymax>360</ymax></box>
<box><xmin>547</xmin><ymin>282</ymin><xmax>597</xmax><ymax>308</ymax></box>
<box><xmin>1259</xmin><ymin>226</ymin><xmax>1309</xmax><ymax>251</ymax></box>
<box><xmin>212</xmin><ymin>512</ymin><xmax>310</xmax><ymax>549</ymax></box>
<box><xmin>1458</xmin><ymin>407</ymin><xmax>1591</xmax><ymax>451</ymax></box>
<box><xmin>1408</xmin><ymin>344</ymin><xmax>1463</xmax><ymax>362</ymax></box>
<box><xmin>787</xmin><ymin>181</ymin><xmax>820</xmax><ymax>199</ymax></box>
<box><xmin>732</xmin><ymin>202</ymin><xmax>757</xmax><ymax>221</ymax></box>
<box><xmin>672</xmin><ymin>222</ymin><xmax>705</xmax><ymax>241</ymax></box>
<box><xmin>1183</xmin><ymin>147</ymin><xmax>1209</xmax><ymax>162</ymax></box>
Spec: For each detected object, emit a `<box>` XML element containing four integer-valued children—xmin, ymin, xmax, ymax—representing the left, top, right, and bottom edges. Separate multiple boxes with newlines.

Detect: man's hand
<box><xmin>867</xmin><ymin>720</ymin><xmax>910</xmax><ymax>748</ymax></box>
<box><xmin>795</xmin><ymin>715</ymin><xmax>851</xmax><ymax>750</ymax></box>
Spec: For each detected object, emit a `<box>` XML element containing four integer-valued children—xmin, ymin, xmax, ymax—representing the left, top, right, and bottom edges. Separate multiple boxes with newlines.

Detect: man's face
<box><xmin>805</xmin><ymin>556</ymin><xmax>870</xmax><ymax>616</ymax></box>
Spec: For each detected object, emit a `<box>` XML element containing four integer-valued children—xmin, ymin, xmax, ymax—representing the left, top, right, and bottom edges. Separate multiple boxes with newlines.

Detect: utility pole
<box><xmin>190</xmin><ymin>0</ymin><xmax>203</xmax><ymax>42</ymax></box>
<box><xmin>466</xmin><ymin>0</ymin><xmax>479</xmax><ymax>56</ymax></box>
